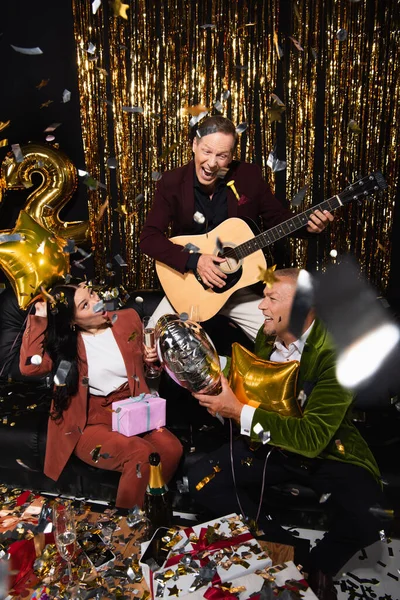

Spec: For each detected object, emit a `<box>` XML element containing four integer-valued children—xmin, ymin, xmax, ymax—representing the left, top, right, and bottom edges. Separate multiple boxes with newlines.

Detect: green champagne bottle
<box><xmin>144</xmin><ymin>452</ymin><xmax>173</xmax><ymax>534</ymax></box>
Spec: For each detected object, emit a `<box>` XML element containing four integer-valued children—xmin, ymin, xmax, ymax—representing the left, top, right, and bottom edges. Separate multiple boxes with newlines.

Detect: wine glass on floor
<box><xmin>143</xmin><ymin>316</ymin><xmax>161</xmax><ymax>379</ymax></box>
<box><xmin>53</xmin><ymin>501</ymin><xmax>76</xmax><ymax>588</ymax></box>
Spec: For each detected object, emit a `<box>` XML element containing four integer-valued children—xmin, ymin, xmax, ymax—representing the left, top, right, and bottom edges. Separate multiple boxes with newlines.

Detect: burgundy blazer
<box><xmin>140</xmin><ymin>160</ymin><xmax>293</xmax><ymax>273</ymax></box>
<box><xmin>19</xmin><ymin>309</ymin><xmax>149</xmax><ymax>481</ymax></box>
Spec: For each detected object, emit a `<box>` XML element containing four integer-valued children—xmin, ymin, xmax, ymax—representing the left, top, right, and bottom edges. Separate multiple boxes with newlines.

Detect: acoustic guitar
<box><xmin>156</xmin><ymin>172</ymin><xmax>387</xmax><ymax>321</ymax></box>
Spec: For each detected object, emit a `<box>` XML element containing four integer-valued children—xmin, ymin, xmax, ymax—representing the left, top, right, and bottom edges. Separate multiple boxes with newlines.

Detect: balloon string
<box><xmin>229</xmin><ymin>418</ymin><xmax>274</xmax><ymax>526</ymax></box>
<box><xmin>0</xmin><ymin>303</ymin><xmax>35</xmax><ymax>378</ymax></box>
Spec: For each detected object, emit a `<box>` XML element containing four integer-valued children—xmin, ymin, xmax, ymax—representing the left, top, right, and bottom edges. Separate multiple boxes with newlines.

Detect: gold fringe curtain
<box><xmin>72</xmin><ymin>0</ymin><xmax>399</xmax><ymax>293</ymax></box>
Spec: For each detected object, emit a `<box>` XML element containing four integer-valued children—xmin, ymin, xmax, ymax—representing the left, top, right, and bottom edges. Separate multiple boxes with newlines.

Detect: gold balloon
<box><xmin>1</xmin><ymin>143</ymin><xmax>90</xmax><ymax>245</ymax></box>
<box><xmin>229</xmin><ymin>343</ymin><xmax>302</xmax><ymax>417</ymax></box>
<box><xmin>0</xmin><ymin>211</ymin><xmax>69</xmax><ymax>309</ymax></box>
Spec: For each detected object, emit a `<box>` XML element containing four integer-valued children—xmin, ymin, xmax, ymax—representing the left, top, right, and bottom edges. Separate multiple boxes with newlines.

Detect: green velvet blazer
<box><xmin>251</xmin><ymin>319</ymin><xmax>380</xmax><ymax>482</ymax></box>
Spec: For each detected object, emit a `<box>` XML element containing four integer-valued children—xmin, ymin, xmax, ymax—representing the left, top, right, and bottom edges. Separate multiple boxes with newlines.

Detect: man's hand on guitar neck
<box><xmin>196</xmin><ymin>254</ymin><xmax>227</xmax><ymax>288</ymax></box>
<box><xmin>306</xmin><ymin>209</ymin><xmax>334</xmax><ymax>233</ymax></box>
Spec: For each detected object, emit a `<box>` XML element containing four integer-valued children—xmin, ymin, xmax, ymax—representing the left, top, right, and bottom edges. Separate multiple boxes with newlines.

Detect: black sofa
<box><xmin>0</xmin><ymin>287</ymin><xmax>399</xmax><ymax>533</ymax></box>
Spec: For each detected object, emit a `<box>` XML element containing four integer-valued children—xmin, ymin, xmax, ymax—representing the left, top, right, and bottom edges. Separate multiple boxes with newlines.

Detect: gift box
<box><xmin>140</xmin><ymin>513</ymin><xmax>272</xmax><ymax>599</ymax></box>
<box><xmin>193</xmin><ymin>561</ymin><xmax>319</xmax><ymax>600</ymax></box>
<box><xmin>112</xmin><ymin>393</ymin><xmax>166</xmax><ymax>436</ymax></box>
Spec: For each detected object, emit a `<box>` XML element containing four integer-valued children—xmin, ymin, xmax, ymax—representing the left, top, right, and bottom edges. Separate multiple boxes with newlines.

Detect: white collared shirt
<box><xmin>240</xmin><ymin>322</ymin><xmax>314</xmax><ymax>436</ymax></box>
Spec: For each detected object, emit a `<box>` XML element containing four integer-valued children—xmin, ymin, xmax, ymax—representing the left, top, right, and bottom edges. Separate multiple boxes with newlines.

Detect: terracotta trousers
<box><xmin>74</xmin><ymin>388</ymin><xmax>183</xmax><ymax>509</ymax></box>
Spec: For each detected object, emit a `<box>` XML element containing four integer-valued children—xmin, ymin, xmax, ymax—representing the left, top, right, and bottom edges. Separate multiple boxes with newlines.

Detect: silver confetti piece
<box><xmin>111</xmin><ymin>314</ymin><xmax>118</xmax><ymax>324</ymax></box>
<box><xmin>122</xmin><ymin>106</ymin><xmax>144</xmax><ymax>113</ymax></box>
<box><xmin>62</xmin><ymin>89</ymin><xmax>71</xmax><ymax>103</ymax></box>
<box><xmin>292</xmin><ymin>185</ymin><xmax>308</xmax><ymax>207</ymax></box>
<box><xmin>319</xmin><ymin>493</ymin><xmax>332</xmax><ymax>503</ymax></box>
<box><xmin>135</xmin><ymin>296</ymin><xmax>144</xmax><ymax>303</ymax></box>
<box><xmin>222</xmin><ymin>90</ymin><xmax>231</xmax><ymax>100</ymax></box>
<box><xmin>267</xmin><ymin>149</ymin><xmax>286</xmax><ymax>172</ymax></box>
<box><xmin>213</xmin><ymin>100</ymin><xmax>223</xmax><ymax>112</ymax></box>
<box><xmin>93</xmin><ymin>300</ymin><xmax>105</xmax><ymax>313</ymax></box>
<box><xmin>87</xmin><ymin>42</ymin><xmax>96</xmax><ymax>54</ymax></box>
<box><xmin>45</xmin><ymin>134</ymin><xmax>55</xmax><ymax>142</ymax></box>
<box><xmin>336</xmin><ymin>29</ymin><xmax>348</xmax><ymax>41</ymax></box>
<box><xmin>54</xmin><ymin>360</ymin><xmax>72</xmax><ymax>386</ymax></box>
<box><xmin>11</xmin><ymin>143</ymin><xmax>24</xmax><ymax>163</ymax></box>
<box><xmin>134</xmin><ymin>193</ymin><xmax>144</xmax><ymax>204</ymax></box>
<box><xmin>152</xmin><ymin>171</ymin><xmax>162</xmax><ymax>181</ymax></box>
<box><xmin>11</xmin><ymin>45</ymin><xmax>43</xmax><ymax>55</ymax></box>
<box><xmin>235</xmin><ymin>122</ymin><xmax>248</xmax><ymax>134</ymax></box>
<box><xmin>190</xmin><ymin>111</ymin><xmax>208</xmax><ymax>128</ymax></box>
<box><xmin>0</xmin><ymin>233</ymin><xmax>23</xmax><ymax>243</ymax></box>
<box><xmin>183</xmin><ymin>242</ymin><xmax>200</xmax><ymax>253</ymax></box>
<box><xmin>62</xmin><ymin>238</ymin><xmax>76</xmax><ymax>253</ymax></box>
<box><xmin>114</xmin><ymin>254</ymin><xmax>128</xmax><ymax>267</ymax></box>
<box><xmin>200</xmin><ymin>23</ymin><xmax>216</xmax><ymax>30</ymax></box>
<box><xmin>44</xmin><ymin>122</ymin><xmax>61</xmax><ymax>132</ymax></box>
<box><xmin>136</xmin><ymin>464</ymin><xmax>142</xmax><ymax>478</ymax></box>
<box><xmin>92</xmin><ymin>0</ymin><xmax>102</xmax><ymax>14</ymax></box>
<box><xmin>107</xmin><ymin>157</ymin><xmax>118</xmax><ymax>169</ymax></box>
<box><xmin>193</xmin><ymin>211</ymin><xmax>205</xmax><ymax>224</ymax></box>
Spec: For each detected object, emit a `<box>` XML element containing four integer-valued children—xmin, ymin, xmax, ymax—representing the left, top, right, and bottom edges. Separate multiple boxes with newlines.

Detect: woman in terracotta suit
<box><xmin>19</xmin><ymin>283</ymin><xmax>183</xmax><ymax>508</ymax></box>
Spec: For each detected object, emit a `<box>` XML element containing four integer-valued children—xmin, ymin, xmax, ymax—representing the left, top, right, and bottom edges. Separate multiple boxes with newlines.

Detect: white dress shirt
<box><xmin>240</xmin><ymin>322</ymin><xmax>314</xmax><ymax>436</ymax></box>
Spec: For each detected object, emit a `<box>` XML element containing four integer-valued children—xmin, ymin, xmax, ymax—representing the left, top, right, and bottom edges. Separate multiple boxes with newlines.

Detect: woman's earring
<box><xmin>71</xmin><ymin>323</ymin><xmax>76</xmax><ymax>331</ymax></box>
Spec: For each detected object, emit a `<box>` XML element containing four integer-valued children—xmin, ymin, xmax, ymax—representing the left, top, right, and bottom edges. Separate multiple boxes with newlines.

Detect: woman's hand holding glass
<box><xmin>143</xmin><ymin>316</ymin><xmax>161</xmax><ymax>379</ymax></box>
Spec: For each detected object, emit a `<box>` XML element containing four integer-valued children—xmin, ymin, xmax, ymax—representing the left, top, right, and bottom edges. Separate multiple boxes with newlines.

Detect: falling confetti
<box><xmin>292</xmin><ymin>185</ymin><xmax>308</xmax><ymax>207</ymax></box>
<box><xmin>267</xmin><ymin>149</ymin><xmax>286</xmax><ymax>172</ymax></box>
<box><xmin>336</xmin><ymin>29</ymin><xmax>348</xmax><ymax>41</ymax></box>
<box><xmin>122</xmin><ymin>106</ymin><xmax>143</xmax><ymax>113</ymax></box>
<box><xmin>11</xmin><ymin>45</ymin><xmax>43</xmax><ymax>55</ymax></box>
<box><xmin>235</xmin><ymin>122</ymin><xmax>247</xmax><ymax>133</ymax></box>
<box><xmin>62</xmin><ymin>89</ymin><xmax>71</xmax><ymax>103</ymax></box>
<box><xmin>257</xmin><ymin>264</ymin><xmax>278</xmax><ymax>288</ymax></box>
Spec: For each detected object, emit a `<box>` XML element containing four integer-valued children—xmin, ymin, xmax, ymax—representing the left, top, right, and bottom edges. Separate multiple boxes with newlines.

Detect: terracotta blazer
<box><xmin>140</xmin><ymin>160</ymin><xmax>293</xmax><ymax>273</ymax></box>
<box><xmin>19</xmin><ymin>308</ymin><xmax>149</xmax><ymax>481</ymax></box>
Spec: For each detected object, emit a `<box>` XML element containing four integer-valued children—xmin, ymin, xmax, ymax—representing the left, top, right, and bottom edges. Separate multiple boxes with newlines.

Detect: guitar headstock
<box><xmin>339</xmin><ymin>172</ymin><xmax>388</xmax><ymax>206</ymax></box>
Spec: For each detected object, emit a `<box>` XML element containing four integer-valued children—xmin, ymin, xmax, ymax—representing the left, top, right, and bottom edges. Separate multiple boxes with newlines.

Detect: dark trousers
<box><xmin>188</xmin><ymin>438</ymin><xmax>384</xmax><ymax>576</ymax></box>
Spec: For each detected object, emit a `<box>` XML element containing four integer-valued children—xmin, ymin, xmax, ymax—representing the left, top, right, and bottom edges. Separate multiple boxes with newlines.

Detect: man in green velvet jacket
<box><xmin>189</xmin><ymin>268</ymin><xmax>383</xmax><ymax>600</ymax></box>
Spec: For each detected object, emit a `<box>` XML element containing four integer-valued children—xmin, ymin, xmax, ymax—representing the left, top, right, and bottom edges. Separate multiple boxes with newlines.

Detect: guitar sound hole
<box><xmin>217</xmin><ymin>246</ymin><xmax>240</xmax><ymax>274</ymax></box>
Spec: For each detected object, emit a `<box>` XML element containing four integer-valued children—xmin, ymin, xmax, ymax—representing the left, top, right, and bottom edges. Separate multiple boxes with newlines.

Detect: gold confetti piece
<box><xmin>168</xmin><ymin>585</ymin><xmax>181</xmax><ymax>597</ymax></box>
<box><xmin>95</xmin><ymin>66</ymin><xmax>109</xmax><ymax>76</ymax></box>
<box><xmin>237</xmin><ymin>22</ymin><xmax>256</xmax><ymax>33</ymax></box>
<box><xmin>0</xmin><ymin>120</ymin><xmax>11</xmax><ymax>133</ymax></box>
<box><xmin>96</xmin><ymin>198</ymin><xmax>109</xmax><ymax>222</ymax></box>
<box><xmin>335</xmin><ymin>439</ymin><xmax>345</xmax><ymax>454</ymax></box>
<box><xmin>267</xmin><ymin>101</ymin><xmax>286</xmax><ymax>123</ymax></box>
<box><xmin>348</xmin><ymin>119</ymin><xmax>362</xmax><ymax>134</ymax></box>
<box><xmin>160</xmin><ymin>142</ymin><xmax>180</xmax><ymax>160</ymax></box>
<box><xmin>273</xmin><ymin>31</ymin><xmax>283</xmax><ymax>59</ymax></box>
<box><xmin>36</xmin><ymin>79</ymin><xmax>50</xmax><ymax>90</ymax></box>
<box><xmin>90</xmin><ymin>444</ymin><xmax>102</xmax><ymax>462</ymax></box>
<box><xmin>270</xmin><ymin>93</ymin><xmax>285</xmax><ymax>106</ymax></box>
<box><xmin>0</xmin><ymin>139</ymin><xmax>8</xmax><ymax>147</ymax></box>
<box><xmin>195</xmin><ymin>465</ymin><xmax>222</xmax><ymax>491</ymax></box>
<box><xmin>182</xmin><ymin>103</ymin><xmax>208</xmax><ymax>116</ymax></box>
<box><xmin>112</xmin><ymin>0</ymin><xmax>129</xmax><ymax>19</ymax></box>
<box><xmin>226</xmin><ymin>180</ymin><xmax>240</xmax><ymax>200</ymax></box>
<box><xmin>40</xmin><ymin>100</ymin><xmax>53</xmax><ymax>109</ymax></box>
<box><xmin>257</xmin><ymin>264</ymin><xmax>278</xmax><ymax>288</ymax></box>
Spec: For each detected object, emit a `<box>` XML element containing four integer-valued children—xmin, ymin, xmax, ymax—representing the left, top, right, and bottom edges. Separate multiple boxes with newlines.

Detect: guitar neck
<box><xmin>234</xmin><ymin>195</ymin><xmax>343</xmax><ymax>259</ymax></box>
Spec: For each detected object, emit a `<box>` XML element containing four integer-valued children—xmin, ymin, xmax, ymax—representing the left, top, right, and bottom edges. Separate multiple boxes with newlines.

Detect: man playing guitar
<box><xmin>140</xmin><ymin>116</ymin><xmax>333</xmax><ymax>340</ymax></box>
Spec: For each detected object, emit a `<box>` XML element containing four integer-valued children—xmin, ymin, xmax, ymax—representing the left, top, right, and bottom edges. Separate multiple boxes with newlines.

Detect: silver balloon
<box><xmin>155</xmin><ymin>314</ymin><xmax>221</xmax><ymax>394</ymax></box>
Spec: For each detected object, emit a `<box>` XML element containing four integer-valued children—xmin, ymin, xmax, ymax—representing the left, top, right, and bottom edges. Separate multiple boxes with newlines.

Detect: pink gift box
<box><xmin>112</xmin><ymin>393</ymin><xmax>166</xmax><ymax>436</ymax></box>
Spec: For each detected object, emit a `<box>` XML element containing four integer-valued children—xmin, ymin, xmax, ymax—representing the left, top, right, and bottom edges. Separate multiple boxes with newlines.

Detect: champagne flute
<box><xmin>143</xmin><ymin>316</ymin><xmax>160</xmax><ymax>379</ymax></box>
<box><xmin>189</xmin><ymin>304</ymin><xmax>200</xmax><ymax>322</ymax></box>
<box><xmin>52</xmin><ymin>501</ymin><xmax>76</xmax><ymax>586</ymax></box>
